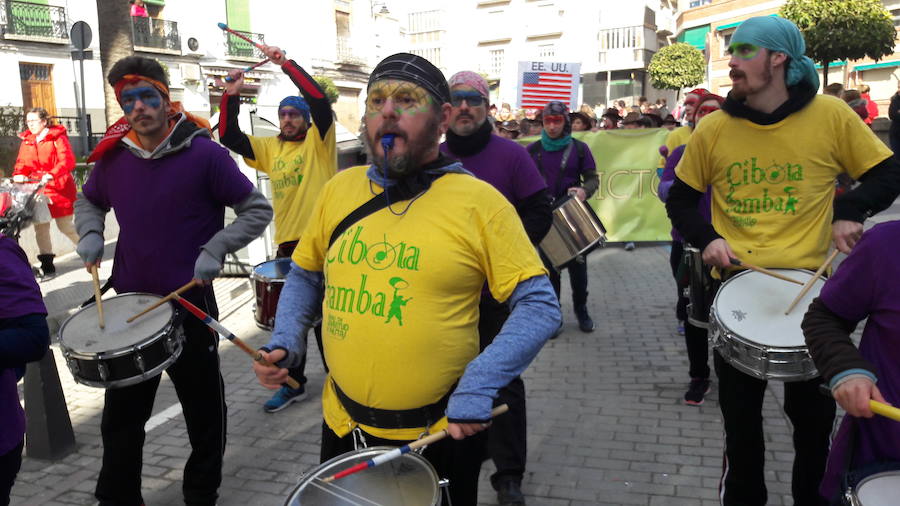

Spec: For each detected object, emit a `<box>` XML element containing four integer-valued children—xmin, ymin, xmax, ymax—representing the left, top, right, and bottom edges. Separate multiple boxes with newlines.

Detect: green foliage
<box><xmin>648</xmin><ymin>43</ymin><xmax>706</xmax><ymax>91</ymax></box>
<box><xmin>313</xmin><ymin>75</ymin><xmax>340</xmax><ymax>104</ymax></box>
<box><xmin>781</xmin><ymin>0</ymin><xmax>896</xmax><ymax>72</ymax></box>
<box><xmin>0</xmin><ymin>105</ymin><xmax>24</xmax><ymax>136</ymax></box>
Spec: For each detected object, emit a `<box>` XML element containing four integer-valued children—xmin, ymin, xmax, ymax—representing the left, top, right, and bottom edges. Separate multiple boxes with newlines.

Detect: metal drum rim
<box><xmin>58</xmin><ymin>292</ymin><xmax>175</xmax><ymax>354</ymax></box>
<box><xmin>70</xmin><ymin>342</ymin><xmax>184</xmax><ymax>389</ymax></box>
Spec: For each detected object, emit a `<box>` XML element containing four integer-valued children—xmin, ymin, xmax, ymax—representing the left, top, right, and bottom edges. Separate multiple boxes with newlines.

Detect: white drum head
<box><xmin>856</xmin><ymin>472</ymin><xmax>900</xmax><ymax>505</ymax></box>
<box><xmin>712</xmin><ymin>269</ymin><xmax>823</xmax><ymax>348</ymax></box>
<box><xmin>60</xmin><ymin>293</ymin><xmax>173</xmax><ymax>353</ymax></box>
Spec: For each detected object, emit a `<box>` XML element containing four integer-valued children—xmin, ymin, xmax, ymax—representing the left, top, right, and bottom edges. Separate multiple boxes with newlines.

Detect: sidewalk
<box><xmin>12</xmin><ymin>244</ymin><xmax>809</xmax><ymax>506</ymax></box>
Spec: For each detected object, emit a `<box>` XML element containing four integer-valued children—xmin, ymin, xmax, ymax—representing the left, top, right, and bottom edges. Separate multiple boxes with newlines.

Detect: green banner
<box><xmin>519</xmin><ymin>128</ymin><xmax>673</xmax><ymax>242</ymax></box>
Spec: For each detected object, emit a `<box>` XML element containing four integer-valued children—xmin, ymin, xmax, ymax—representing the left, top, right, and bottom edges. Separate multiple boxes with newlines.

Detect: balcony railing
<box><xmin>224</xmin><ymin>30</ymin><xmax>265</xmax><ymax>59</ymax></box>
<box><xmin>132</xmin><ymin>17</ymin><xmax>180</xmax><ymax>53</ymax></box>
<box><xmin>336</xmin><ymin>36</ymin><xmax>366</xmax><ymax>65</ymax></box>
<box><xmin>1</xmin><ymin>0</ymin><xmax>68</xmax><ymax>42</ymax></box>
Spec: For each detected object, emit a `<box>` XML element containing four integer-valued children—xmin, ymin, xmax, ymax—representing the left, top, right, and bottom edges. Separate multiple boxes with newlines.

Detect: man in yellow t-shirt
<box><xmin>666</xmin><ymin>17</ymin><xmax>900</xmax><ymax>506</ymax></box>
<box><xmin>220</xmin><ymin>45</ymin><xmax>336</xmax><ymax>413</ymax></box>
<box><xmin>252</xmin><ymin>53</ymin><xmax>560</xmax><ymax>506</ymax></box>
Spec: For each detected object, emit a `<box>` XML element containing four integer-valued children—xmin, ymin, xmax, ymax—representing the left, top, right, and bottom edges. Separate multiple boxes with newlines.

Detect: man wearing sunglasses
<box><xmin>220</xmin><ymin>45</ymin><xmax>337</xmax><ymax>414</ymax></box>
<box><xmin>666</xmin><ymin>16</ymin><xmax>900</xmax><ymax>506</ymax></box>
<box><xmin>440</xmin><ymin>71</ymin><xmax>552</xmax><ymax>506</ymax></box>
<box><xmin>526</xmin><ymin>101</ymin><xmax>599</xmax><ymax>334</ymax></box>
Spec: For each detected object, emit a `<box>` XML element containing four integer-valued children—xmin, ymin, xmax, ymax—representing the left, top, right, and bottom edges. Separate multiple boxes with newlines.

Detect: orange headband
<box><xmin>113</xmin><ymin>74</ymin><xmax>169</xmax><ymax>102</ymax></box>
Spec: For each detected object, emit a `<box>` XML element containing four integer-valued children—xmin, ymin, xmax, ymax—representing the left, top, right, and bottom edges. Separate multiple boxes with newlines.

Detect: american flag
<box><xmin>520</xmin><ymin>71</ymin><xmax>575</xmax><ymax>108</ymax></box>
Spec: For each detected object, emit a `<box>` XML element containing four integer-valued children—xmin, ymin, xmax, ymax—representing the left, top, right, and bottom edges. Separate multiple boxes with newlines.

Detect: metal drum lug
<box><xmin>97</xmin><ymin>362</ymin><xmax>109</xmax><ymax>382</ymax></box>
<box><xmin>134</xmin><ymin>352</ymin><xmax>146</xmax><ymax>372</ymax></box>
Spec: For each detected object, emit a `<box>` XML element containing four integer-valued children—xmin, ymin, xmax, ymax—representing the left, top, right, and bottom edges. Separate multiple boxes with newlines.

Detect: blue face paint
<box><xmin>120</xmin><ymin>87</ymin><xmax>162</xmax><ymax>114</ymax></box>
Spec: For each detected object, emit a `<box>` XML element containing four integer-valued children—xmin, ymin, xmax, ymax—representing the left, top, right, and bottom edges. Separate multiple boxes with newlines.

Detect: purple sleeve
<box><xmin>204</xmin><ymin>140</ymin><xmax>254</xmax><ymax>206</ymax></box>
<box><xmin>818</xmin><ymin>228</ymin><xmax>880</xmax><ymax>323</ymax></box>
<box><xmin>511</xmin><ymin>146</ymin><xmax>547</xmax><ymax>202</ymax></box>
<box><xmin>659</xmin><ymin>145</ymin><xmax>686</xmax><ymax>202</ymax></box>
<box><xmin>81</xmin><ymin>160</ymin><xmax>111</xmax><ymax>210</ymax></box>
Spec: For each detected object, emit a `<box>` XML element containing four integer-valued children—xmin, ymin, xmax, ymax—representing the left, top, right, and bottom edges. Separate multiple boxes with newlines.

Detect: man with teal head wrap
<box><xmin>666</xmin><ymin>15</ymin><xmax>900</xmax><ymax>506</ymax></box>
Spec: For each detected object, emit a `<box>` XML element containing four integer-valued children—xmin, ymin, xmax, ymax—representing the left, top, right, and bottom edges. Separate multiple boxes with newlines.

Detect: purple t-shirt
<box><xmin>818</xmin><ymin>221</ymin><xmax>900</xmax><ymax>499</ymax></box>
<box><xmin>526</xmin><ymin>139</ymin><xmax>596</xmax><ymax>200</ymax></box>
<box><xmin>82</xmin><ymin>137</ymin><xmax>254</xmax><ymax>295</ymax></box>
<box><xmin>440</xmin><ymin>135</ymin><xmax>546</xmax><ymax>204</ymax></box>
<box><xmin>0</xmin><ymin>235</ymin><xmax>47</xmax><ymax>455</ymax></box>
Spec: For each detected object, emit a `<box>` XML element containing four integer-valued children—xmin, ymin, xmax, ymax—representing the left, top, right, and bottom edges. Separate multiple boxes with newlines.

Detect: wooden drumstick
<box><xmin>320</xmin><ymin>404</ymin><xmax>509</xmax><ymax>483</ymax></box>
<box><xmin>224</xmin><ymin>58</ymin><xmax>270</xmax><ymax>82</ymax></box>
<box><xmin>171</xmin><ymin>293</ymin><xmax>301</xmax><ymax>390</ymax></box>
<box><xmin>216</xmin><ymin>22</ymin><xmax>284</xmax><ymax>59</ymax></box>
<box><xmin>127</xmin><ymin>279</ymin><xmax>199</xmax><ymax>323</ymax></box>
<box><xmin>784</xmin><ymin>249</ymin><xmax>840</xmax><ymax>315</ymax></box>
<box><xmin>729</xmin><ymin>258</ymin><xmax>804</xmax><ymax>285</ymax></box>
<box><xmin>871</xmin><ymin>400</ymin><xmax>900</xmax><ymax>422</ymax></box>
<box><xmin>91</xmin><ymin>265</ymin><xmax>104</xmax><ymax>329</ymax></box>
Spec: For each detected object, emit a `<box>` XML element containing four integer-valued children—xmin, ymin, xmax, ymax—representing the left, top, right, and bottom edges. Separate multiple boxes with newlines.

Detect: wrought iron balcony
<box><xmin>1</xmin><ymin>0</ymin><xmax>69</xmax><ymax>42</ymax></box>
<box><xmin>336</xmin><ymin>36</ymin><xmax>366</xmax><ymax>65</ymax></box>
<box><xmin>224</xmin><ymin>30</ymin><xmax>265</xmax><ymax>60</ymax></box>
<box><xmin>132</xmin><ymin>17</ymin><xmax>181</xmax><ymax>53</ymax></box>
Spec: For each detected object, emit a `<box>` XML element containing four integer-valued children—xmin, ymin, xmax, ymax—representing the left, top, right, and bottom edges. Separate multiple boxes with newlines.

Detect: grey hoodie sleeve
<box><xmin>74</xmin><ymin>192</ymin><xmax>108</xmax><ymax>238</ymax></box>
<box><xmin>200</xmin><ymin>189</ymin><xmax>273</xmax><ymax>260</ymax></box>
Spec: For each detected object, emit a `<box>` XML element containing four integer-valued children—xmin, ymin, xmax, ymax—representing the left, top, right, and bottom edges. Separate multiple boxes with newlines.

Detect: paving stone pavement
<box><xmin>12</xmin><ymin>243</ymin><xmax>834</xmax><ymax>506</ymax></box>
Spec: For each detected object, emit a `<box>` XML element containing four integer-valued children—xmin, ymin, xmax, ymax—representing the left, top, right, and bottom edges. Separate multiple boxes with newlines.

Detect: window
<box><xmin>412</xmin><ymin>47</ymin><xmax>442</xmax><ymax>67</ymax></box>
<box><xmin>490</xmin><ymin>49</ymin><xmax>504</xmax><ymax>74</ymax></box>
<box><xmin>599</xmin><ymin>26</ymin><xmax>642</xmax><ymax>50</ymax></box>
<box><xmin>720</xmin><ymin>31</ymin><xmax>733</xmax><ymax>57</ymax></box>
<box><xmin>892</xmin><ymin>8</ymin><xmax>900</xmax><ymax>27</ymax></box>
<box><xmin>538</xmin><ymin>44</ymin><xmax>555</xmax><ymax>58</ymax></box>
<box><xmin>689</xmin><ymin>0</ymin><xmax>712</xmax><ymax>7</ymax></box>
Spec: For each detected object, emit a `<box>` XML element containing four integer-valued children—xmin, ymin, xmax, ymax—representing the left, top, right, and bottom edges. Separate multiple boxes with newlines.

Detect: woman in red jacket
<box><xmin>12</xmin><ymin>108</ymin><xmax>78</xmax><ymax>278</ymax></box>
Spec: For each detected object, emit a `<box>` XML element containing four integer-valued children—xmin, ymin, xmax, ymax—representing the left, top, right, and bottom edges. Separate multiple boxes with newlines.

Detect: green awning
<box><xmin>716</xmin><ymin>14</ymin><xmax>778</xmax><ymax>32</ymax></box>
<box><xmin>854</xmin><ymin>61</ymin><xmax>900</xmax><ymax>72</ymax></box>
<box><xmin>678</xmin><ymin>25</ymin><xmax>709</xmax><ymax>50</ymax></box>
<box><xmin>143</xmin><ymin>0</ymin><xmax>165</xmax><ymax>5</ymax></box>
<box><xmin>814</xmin><ymin>61</ymin><xmax>847</xmax><ymax>69</ymax></box>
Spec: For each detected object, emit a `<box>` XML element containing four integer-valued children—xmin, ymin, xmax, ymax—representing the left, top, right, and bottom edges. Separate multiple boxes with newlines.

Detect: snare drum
<box><xmin>59</xmin><ymin>293</ymin><xmax>184</xmax><ymax>388</ymax></box>
<box><xmin>848</xmin><ymin>471</ymin><xmax>900</xmax><ymax>505</ymax></box>
<box><xmin>709</xmin><ymin>269</ymin><xmax>822</xmax><ymax>381</ymax></box>
<box><xmin>539</xmin><ymin>196</ymin><xmax>607</xmax><ymax>269</ymax></box>
<box><xmin>285</xmin><ymin>446</ymin><xmax>442</xmax><ymax>505</ymax></box>
<box><xmin>683</xmin><ymin>244</ymin><xmax>715</xmax><ymax>329</ymax></box>
<box><xmin>251</xmin><ymin>258</ymin><xmax>292</xmax><ymax>330</ymax></box>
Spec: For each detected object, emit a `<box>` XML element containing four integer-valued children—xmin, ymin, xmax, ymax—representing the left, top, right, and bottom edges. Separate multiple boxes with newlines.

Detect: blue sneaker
<box><xmin>263</xmin><ymin>384</ymin><xmax>307</xmax><ymax>413</ymax></box>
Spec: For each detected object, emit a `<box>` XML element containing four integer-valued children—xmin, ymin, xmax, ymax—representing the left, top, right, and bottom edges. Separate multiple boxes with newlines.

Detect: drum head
<box><xmin>253</xmin><ymin>258</ymin><xmax>292</xmax><ymax>280</ymax></box>
<box><xmin>286</xmin><ymin>447</ymin><xmax>440</xmax><ymax>505</ymax></box>
<box><xmin>856</xmin><ymin>471</ymin><xmax>900</xmax><ymax>505</ymax></box>
<box><xmin>60</xmin><ymin>293</ymin><xmax>173</xmax><ymax>353</ymax></box>
<box><xmin>713</xmin><ymin>269</ymin><xmax>823</xmax><ymax>348</ymax></box>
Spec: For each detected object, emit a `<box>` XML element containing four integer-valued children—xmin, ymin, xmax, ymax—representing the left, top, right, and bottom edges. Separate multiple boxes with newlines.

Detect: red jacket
<box><xmin>862</xmin><ymin>92</ymin><xmax>879</xmax><ymax>125</ymax></box>
<box><xmin>12</xmin><ymin>125</ymin><xmax>77</xmax><ymax>218</ymax></box>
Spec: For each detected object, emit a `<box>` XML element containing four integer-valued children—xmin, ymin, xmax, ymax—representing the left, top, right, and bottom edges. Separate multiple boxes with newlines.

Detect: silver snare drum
<box><xmin>58</xmin><ymin>293</ymin><xmax>184</xmax><ymax>388</ymax></box>
<box><xmin>285</xmin><ymin>446</ymin><xmax>442</xmax><ymax>505</ymax></box>
<box><xmin>539</xmin><ymin>196</ymin><xmax>606</xmax><ymax>269</ymax></box>
<box><xmin>709</xmin><ymin>269</ymin><xmax>822</xmax><ymax>382</ymax></box>
<box><xmin>848</xmin><ymin>471</ymin><xmax>900</xmax><ymax>506</ymax></box>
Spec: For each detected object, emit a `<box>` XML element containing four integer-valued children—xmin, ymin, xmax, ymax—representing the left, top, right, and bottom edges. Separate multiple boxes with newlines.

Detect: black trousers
<box><xmin>544</xmin><ymin>254</ymin><xmax>589</xmax><ymax>310</ymax></box>
<box><xmin>715</xmin><ymin>352</ymin><xmax>835</xmax><ymax>506</ymax></box>
<box><xmin>0</xmin><ymin>441</ymin><xmax>23</xmax><ymax>506</ymax></box>
<box><xmin>95</xmin><ymin>294</ymin><xmax>226</xmax><ymax>506</ymax></box>
<box><xmin>669</xmin><ymin>241</ymin><xmax>709</xmax><ymax>379</ymax></box>
<box><xmin>478</xmin><ymin>297</ymin><xmax>527</xmax><ymax>488</ymax></box>
<box><xmin>320</xmin><ymin>422</ymin><xmax>487</xmax><ymax>506</ymax></box>
<box><xmin>668</xmin><ymin>240</ymin><xmax>689</xmax><ymax>322</ymax></box>
<box><xmin>276</xmin><ymin>241</ymin><xmax>326</xmax><ymax>386</ymax></box>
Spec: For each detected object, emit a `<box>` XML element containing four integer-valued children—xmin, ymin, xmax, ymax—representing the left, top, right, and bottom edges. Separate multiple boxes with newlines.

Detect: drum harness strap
<box><xmin>527</xmin><ymin>139</ymin><xmax>586</xmax><ymax>202</ymax></box>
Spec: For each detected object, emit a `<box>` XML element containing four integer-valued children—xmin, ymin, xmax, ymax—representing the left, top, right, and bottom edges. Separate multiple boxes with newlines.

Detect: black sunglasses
<box><xmin>450</xmin><ymin>92</ymin><xmax>486</xmax><ymax>107</ymax></box>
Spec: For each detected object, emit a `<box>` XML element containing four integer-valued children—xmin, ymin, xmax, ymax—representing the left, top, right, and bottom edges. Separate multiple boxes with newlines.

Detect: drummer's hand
<box><xmin>567</xmin><ymin>187</ymin><xmax>587</xmax><ymax>202</ymax></box>
<box><xmin>447</xmin><ymin>421</ymin><xmax>491</xmax><ymax>440</ymax></box>
<box><xmin>262</xmin><ymin>45</ymin><xmax>287</xmax><ymax>65</ymax></box>
<box><xmin>833</xmin><ymin>220</ymin><xmax>863</xmax><ymax>254</ymax></box>
<box><xmin>702</xmin><ymin>238</ymin><xmax>736</xmax><ymax>269</ymax></box>
<box><xmin>193</xmin><ymin>250</ymin><xmax>222</xmax><ymax>286</ymax></box>
<box><xmin>834</xmin><ymin>377</ymin><xmax>886</xmax><ymax>418</ymax></box>
<box><xmin>77</xmin><ymin>232</ymin><xmax>104</xmax><ymax>271</ymax></box>
<box><xmin>253</xmin><ymin>349</ymin><xmax>289</xmax><ymax>389</ymax></box>
<box><xmin>223</xmin><ymin>69</ymin><xmax>244</xmax><ymax>94</ymax></box>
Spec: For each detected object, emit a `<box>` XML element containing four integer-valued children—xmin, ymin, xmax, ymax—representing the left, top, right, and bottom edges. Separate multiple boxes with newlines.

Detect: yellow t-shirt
<box><xmin>293</xmin><ymin>166</ymin><xmax>547</xmax><ymax>440</ymax></box>
<box><xmin>245</xmin><ymin>122</ymin><xmax>336</xmax><ymax>244</ymax></box>
<box><xmin>659</xmin><ymin>125</ymin><xmax>692</xmax><ymax>168</ymax></box>
<box><xmin>676</xmin><ymin>95</ymin><xmax>892</xmax><ymax>269</ymax></box>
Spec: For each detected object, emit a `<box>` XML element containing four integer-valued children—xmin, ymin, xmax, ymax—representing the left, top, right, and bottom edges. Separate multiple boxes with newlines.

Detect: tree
<box><xmin>96</xmin><ymin>0</ymin><xmax>134</xmax><ymax>127</ymax></box>
<box><xmin>313</xmin><ymin>75</ymin><xmax>340</xmax><ymax>104</ymax></box>
<box><xmin>781</xmin><ymin>0</ymin><xmax>896</xmax><ymax>86</ymax></box>
<box><xmin>647</xmin><ymin>43</ymin><xmax>706</xmax><ymax>99</ymax></box>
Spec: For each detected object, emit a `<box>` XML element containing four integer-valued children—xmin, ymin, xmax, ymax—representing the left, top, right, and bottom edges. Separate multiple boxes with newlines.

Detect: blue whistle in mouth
<box><xmin>381</xmin><ymin>134</ymin><xmax>396</xmax><ymax>153</ymax></box>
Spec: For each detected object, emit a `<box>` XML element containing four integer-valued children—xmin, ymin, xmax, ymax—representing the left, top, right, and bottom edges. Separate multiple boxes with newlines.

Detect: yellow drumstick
<box><xmin>871</xmin><ymin>400</ymin><xmax>900</xmax><ymax>422</ymax></box>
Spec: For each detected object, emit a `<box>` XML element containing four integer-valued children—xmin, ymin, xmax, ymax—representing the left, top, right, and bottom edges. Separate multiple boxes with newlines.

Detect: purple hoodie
<box><xmin>658</xmin><ymin>144</ymin><xmax>711</xmax><ymax>242</ymax></box>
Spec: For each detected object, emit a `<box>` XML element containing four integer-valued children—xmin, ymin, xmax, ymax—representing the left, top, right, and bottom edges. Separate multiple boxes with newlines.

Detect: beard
<box><xmin>730</xmin><ymin>58</ymin><xmax>773</xmax><ymax>101</ymax></box>
<box><xmin>363</xmin><ymin>114</ymin><xmax>442</xmax><ymax>179</ymax></box>
<box><xmin>279</xmin><ymin>123</ymin><xmax>308</xmax><ymax>141</ymax></box>
<box><xmin>449</xmin><ymin>114</ymin><xmax>482</xmax><ymax>137</ymax></box>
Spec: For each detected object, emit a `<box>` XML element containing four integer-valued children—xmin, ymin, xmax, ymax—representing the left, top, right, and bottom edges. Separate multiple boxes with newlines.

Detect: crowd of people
<box><xmin>4</xmin><ymin>14</ymin><xmax>900</xmax><ymax>506</ymax></box>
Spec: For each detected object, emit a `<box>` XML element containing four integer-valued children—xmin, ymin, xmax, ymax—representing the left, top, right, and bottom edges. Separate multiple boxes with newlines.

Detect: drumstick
<box><xmin>321</xmin><ymin>404</ymin><xmax>510</xmax><ymax>483</ymax></box>
<box><xmin>217</xmin><ymin>22</ymin><xmax>284</xmax><ymax>60</ymax></box>
<box><xmin>729</xmin><ymin>258</ymin><xmax>804</xmax><ymax>285</ymax></box>
<box><xmin>784</xmin><ymin>249</ymin><xmax>840</xmax><ymax>315</ymax></box>
<box><xmin>91</xmin><ymin>265</ymin><xmax>104</xmax><ymax>329</ymax></box>
<box><xmin>224</xmin><ymin>59</ymin><xmax>270</xmax><ymax>82</ymax></box>
<box><xmin>871</xmin><ymin>400</ymin><xmax>900</xmax><ymax>422</ymax></box>
<box><xmin>171</xmin><ymin>293</ymin><xmax>301</xmax><ymax>390</ymax></box>
<box><xmin>127</xmin><ymin>279</ymin><xmax>199</xmax><ymax>323</ymax></box>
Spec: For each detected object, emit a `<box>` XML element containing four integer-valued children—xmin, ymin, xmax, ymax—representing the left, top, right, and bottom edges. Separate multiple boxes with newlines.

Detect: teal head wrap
<box><xmin>732</xmin><ymin>16</ymin><xmax>819</xmax><ymax>90</ymax></box>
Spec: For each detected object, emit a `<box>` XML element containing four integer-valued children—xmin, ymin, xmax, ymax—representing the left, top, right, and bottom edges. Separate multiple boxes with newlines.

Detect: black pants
<box><xmin>0</xmin><ymin>441</ymin><xmax>23</xmax><ymax>506</ymax></box>
<box><xmin>321</xmin><ymin>422</ymin><xmax>487</xmax><ymax>506</ymax></box>
<box><xmin>715</xmin><ymin>352</ymin><xmax>835</xmax><ymax>506</ymax></box>
<box><xmin>544</xmin><ymin>254</ymin><xmax>589</xmax><ymax>310</ymax></box>
<box><xmin>478</xmin><ymin>297</ymin><xmax>527</xmax><ymax>488</ymax></box>
<box><xmin>684</xmin><ymin>322</ymin><xmax>710</xmax><ymax>380</ymax></box>
<box><xmin>276</xmin><ymin>241</ymin><xmax>326</xmax><ymax>386</ymax></box>
<box><xmin>668</xmin><ymin>240</ymin><xmax>689</xmax><ymax>322</ymax></box>
<box><xmin>95</xmin><ymin>294</ymin><xmax>226</xmax><ymax>506</ymax></box>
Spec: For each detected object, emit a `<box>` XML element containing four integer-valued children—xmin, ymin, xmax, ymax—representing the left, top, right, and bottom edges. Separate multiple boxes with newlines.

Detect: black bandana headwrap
<box><xmin>368</xmin><ymin>53</ymin><xmax>450</xmax><ymax>105</ymax></box>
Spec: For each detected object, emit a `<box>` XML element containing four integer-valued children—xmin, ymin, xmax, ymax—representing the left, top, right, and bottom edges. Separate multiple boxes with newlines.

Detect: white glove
<box><xmin>193</xmin><ymin>249</ymin><xmax>223</xmax><ymax>281</ymax></box>
<box><xmin>77</xmin><ymin>232</ymin><xmax>104</xmax><ymax>265</ymax></box>
<box><xmin>40</xmin><ymin>173</ymin><xmax>53</xmax><ymax>183</ymax></box>
<box><xmin>12</xmin><ymin>174</ymin><xmax>25</xmax><ymax>183</ymax></box>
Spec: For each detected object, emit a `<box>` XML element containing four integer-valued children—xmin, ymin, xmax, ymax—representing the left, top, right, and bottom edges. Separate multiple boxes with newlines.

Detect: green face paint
<box><xmin>366</xmin><ymin>80</ymin><xmax>433</xmax><ymax>116</ymax></box>
<box><xmin>727</xmin><ymin>42</ymin><xmax>761</xmax><ymax>60</ymax></box>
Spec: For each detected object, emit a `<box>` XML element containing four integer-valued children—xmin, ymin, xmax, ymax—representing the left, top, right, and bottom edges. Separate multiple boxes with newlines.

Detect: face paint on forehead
<box><xmin>120</xmin><ymin>86</ymin><xmax>162</xmax><ymax>114</ymax></box>
<box><xmin>365</xmin><ymin>80</ymin><xmax>433</xmax><ymax>117</ymax></box>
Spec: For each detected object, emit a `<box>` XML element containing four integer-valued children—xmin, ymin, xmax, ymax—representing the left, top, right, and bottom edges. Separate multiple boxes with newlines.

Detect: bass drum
<box><xmin>539</xmin><ymin>196</ymin><xmax>606</xmax><ymax>269</ymax></box>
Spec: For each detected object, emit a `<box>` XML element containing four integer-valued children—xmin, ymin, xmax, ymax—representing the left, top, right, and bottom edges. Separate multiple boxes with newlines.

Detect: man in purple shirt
<box><xmin>526</xmin><ymin>101</ymin><xmax>600</xmax><ymax>334</ymax></box>
<box><xmin>74</xmin><ymin>56</ymin><xmax>272</xmax><ymax>506</ymax></box>
<box><xmin>0</xmin><ymin>233</ymin><xmax>49</xmax><ymax>506</ymax></box>
<box><xmin>440</xmin><ymin>71</ymin><xmax>552</xmax><ymax>506</ymax></box>
<box><xmin>803</xmin><ymin>221</ymin><xmax>900</xmax><ymax>502</ymax></box>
